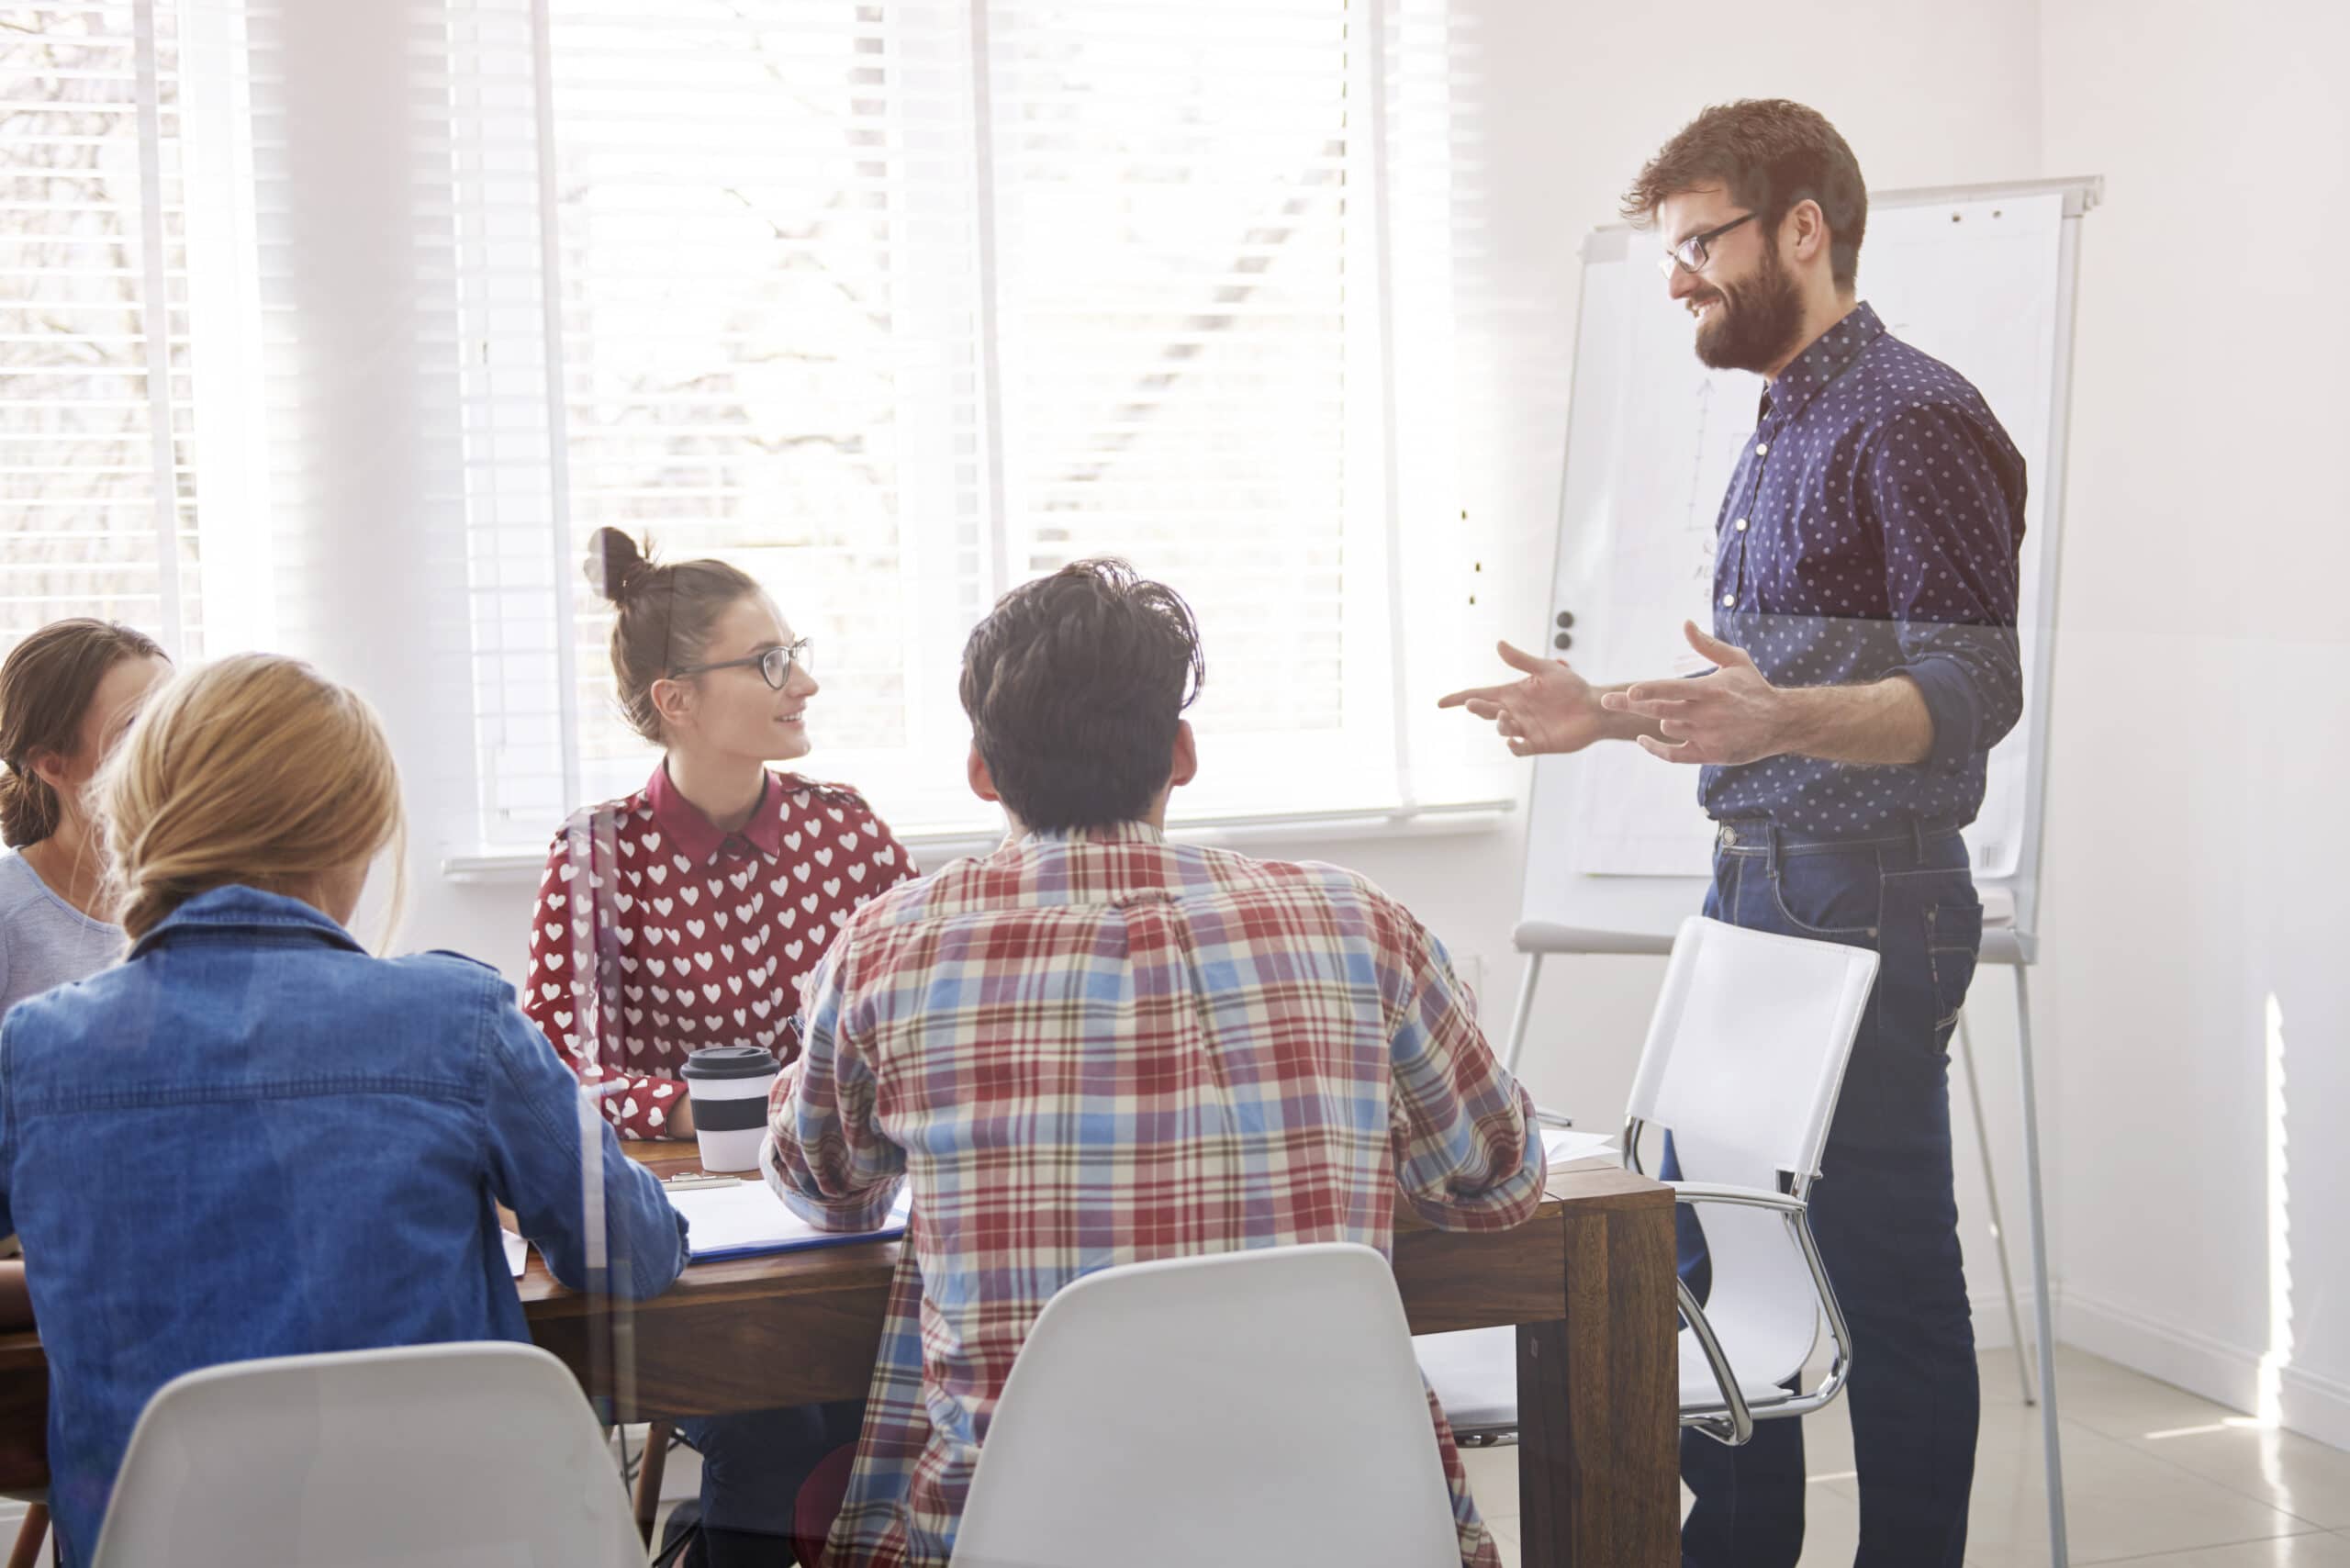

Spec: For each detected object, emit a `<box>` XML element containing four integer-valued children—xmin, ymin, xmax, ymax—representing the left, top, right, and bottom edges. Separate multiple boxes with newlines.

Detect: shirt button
<box><xmin>1755</xmin><ymin>442</ymin><xmax>1770</xmax><ymax>455</ymax></box>
<box><xmin>1720</xmin><ymin>593</ymin><xmax>1736</xmax><ymax>608</ymax></box>
<box><xmin>1735</xmin><ymin>518</ymin><xmax>1749</xmax><ymax>532</ymax></box>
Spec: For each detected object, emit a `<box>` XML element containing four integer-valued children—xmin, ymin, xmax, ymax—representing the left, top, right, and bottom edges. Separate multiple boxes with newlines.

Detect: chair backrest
<box><xmin>92</xmin><ymin>1341</ymin><xmax>641</xmax><ymax>1568</ymax></box>
<box><xmin>1625</xmin><ymin>916</ymin><xmax>1875</xmax><ymax>1394</ymax></box>
<box><xmin>953</xmin><ymin>1242</ymin><xmax>1461</xmax><ymax>1568</ymax></box>
<box><xmin>1626</xmin><ymin>915</ymin><xmax>1877</xmax><ymax>1191</ymax></box>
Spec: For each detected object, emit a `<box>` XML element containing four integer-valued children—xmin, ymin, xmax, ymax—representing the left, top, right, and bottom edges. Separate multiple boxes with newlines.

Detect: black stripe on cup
<box><xmin>691</xmin><ymin>1097</ymin><xmax>768</xmax><ymax>1134</ymax></box>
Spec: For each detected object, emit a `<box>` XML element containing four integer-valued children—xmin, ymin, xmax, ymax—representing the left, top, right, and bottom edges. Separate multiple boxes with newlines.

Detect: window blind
<box><xmin>1</xmin><ymin>0</ymin><xmax>203</xmax><ymax>656</ymax></box>
<box><xmin>447</xmin><ymin>0</ymin><xmax>1467</xmax><ymax>852</ymax></box>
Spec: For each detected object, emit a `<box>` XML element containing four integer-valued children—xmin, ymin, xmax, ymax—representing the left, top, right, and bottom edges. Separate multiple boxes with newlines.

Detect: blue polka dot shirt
<box><xmin>1702</xmin><ymin>300</ymin><xmax>2027</xmax><ymax>838</ymax></box>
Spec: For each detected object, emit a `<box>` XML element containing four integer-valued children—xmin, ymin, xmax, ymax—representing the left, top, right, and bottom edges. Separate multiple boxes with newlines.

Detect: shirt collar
<box><xmin>1761</xmin><ymin>299</ymin><xmax>1885</xmax><ymax>422</ymax></box>
<box><xmin>129</xmin><ymin>884</ymin><xmax>364</xmax><ymax>958</ymax></box>
<box><xmin>1019</xmin><ymin>821</ymin><xmax>1167</xmax><ymax>848</ymax></box>
<box><xmin>643</xmin><ymin>761</ymin><xmax>786</xmax><ymax>865</ymax></box>
<box><xmin>990</xmin><ymin>820</ymin><xmax>1178</xmax><ymax>902</ymax></box>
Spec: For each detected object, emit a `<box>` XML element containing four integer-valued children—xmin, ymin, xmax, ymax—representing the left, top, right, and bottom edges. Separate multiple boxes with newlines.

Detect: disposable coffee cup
<box><xmin>679</xmin><ymin>1045</ymin><xmax>780</xmax><ymax>1173</ymax></box>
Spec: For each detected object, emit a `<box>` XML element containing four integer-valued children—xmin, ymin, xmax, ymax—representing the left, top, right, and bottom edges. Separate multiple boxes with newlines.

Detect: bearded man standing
<box><xmin>1442</xmin><ymin>100</ymin><xmax>2026</xmax><ymax>1567</ymax></box>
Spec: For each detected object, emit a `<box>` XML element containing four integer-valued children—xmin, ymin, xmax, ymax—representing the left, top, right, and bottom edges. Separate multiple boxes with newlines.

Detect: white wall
<box><xmin>2038</xmin><ymin>0</ymin><xmax>2350</xmax><ymax>1443</ymax></box>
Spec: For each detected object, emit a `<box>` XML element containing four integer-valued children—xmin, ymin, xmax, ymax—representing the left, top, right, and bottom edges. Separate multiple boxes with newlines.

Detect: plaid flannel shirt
<box><xmin>763</xmin><ymin>822</ymin><xmax>1543</xmax><ymax>1568</ymax></box>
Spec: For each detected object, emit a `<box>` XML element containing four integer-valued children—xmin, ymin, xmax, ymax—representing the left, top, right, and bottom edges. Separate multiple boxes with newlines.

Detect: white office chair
<box><xmin>953</xmin><ymin>1242</ymin><xmax>1461</xmax><ymax>1568</ymax></box>
<box><xmin>1417</xmin><ymin>914</ymin><xmax>1877</xmax><ymax>1448</ymax></box>
<box><xmin>93</xmin><ymin>1341</ymin><xmax>642</xmax><ymax>1568</ymax></box>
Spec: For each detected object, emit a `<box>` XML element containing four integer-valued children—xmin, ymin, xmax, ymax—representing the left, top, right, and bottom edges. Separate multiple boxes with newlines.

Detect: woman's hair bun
<box><xmin>586</xmin><ymin>528</ymin><xmax>655</xmax><ymax>605</ymax></box>
<box><xmin>0</xmin><ymin>761</ymin><xmax>53</xmax><ymax>849</ymax></box>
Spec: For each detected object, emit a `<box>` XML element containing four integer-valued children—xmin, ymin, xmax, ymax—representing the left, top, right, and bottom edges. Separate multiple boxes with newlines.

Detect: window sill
<box><xmin>439</xmin><ymin>799</ymin><xmax>1515</xmax><ymax>885</ymax></box>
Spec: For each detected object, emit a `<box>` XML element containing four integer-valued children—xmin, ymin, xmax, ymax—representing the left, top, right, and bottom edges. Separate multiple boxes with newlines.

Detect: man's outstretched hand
<box><xmin>1438</xmin><ymin>641</ymin><xmax>1613</xmax><ymax>756</ymax></box>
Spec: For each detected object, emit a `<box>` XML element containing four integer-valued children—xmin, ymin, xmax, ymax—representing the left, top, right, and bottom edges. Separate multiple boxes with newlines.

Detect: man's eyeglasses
<box><xmin>1657</xmin><ymin>212</ymin><xmax>1756</xmax><ymax>278</ymax></box>
<box><xmin>671</xmin><ymin>639</ymin><xmax>813</xmax><ymax>690</ymax></box>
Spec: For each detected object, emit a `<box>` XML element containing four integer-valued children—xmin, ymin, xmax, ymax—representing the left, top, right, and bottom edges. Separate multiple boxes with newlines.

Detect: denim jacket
<box><xmin>0</xmin><ymin>886</ymin><xmax>688</xmax><ymax>1564</ymax></box>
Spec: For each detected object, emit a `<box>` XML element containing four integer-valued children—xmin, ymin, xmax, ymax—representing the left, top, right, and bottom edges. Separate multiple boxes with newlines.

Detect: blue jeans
<box><xmin>678</xmin><ymin>1401</ymin><xmax>866</xmax><ymax>1541</ymax></box>
<box><xmin>1668</xmin><ymin>821</ymin><xmax>1983</xmax><ymax>1568</ymax></box>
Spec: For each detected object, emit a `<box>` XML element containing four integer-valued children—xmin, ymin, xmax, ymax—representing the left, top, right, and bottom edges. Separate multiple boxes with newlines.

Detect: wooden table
<box><xmin>522</xmin><ymin>1145</ymin><xmax>1680</xmax><ymax>1567</ymax></box>
<box><xmin>0</xmin><ymin>1148</ymin><xmax>1679</xmax><ymax>1567</ymax></box>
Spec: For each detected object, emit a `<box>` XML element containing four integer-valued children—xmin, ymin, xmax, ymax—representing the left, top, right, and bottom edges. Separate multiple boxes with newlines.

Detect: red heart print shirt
<box><xmin>520</xmin><ymin>764</ymin><xmax>919</xmax><ymax>1139</ymax></box>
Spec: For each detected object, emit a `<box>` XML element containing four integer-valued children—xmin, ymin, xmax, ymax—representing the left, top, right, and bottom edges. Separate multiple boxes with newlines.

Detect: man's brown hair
<box><xmin>959</xmin><ymin>559</ymin><xmax>1203</xmax><ymax>832</ymax></box>
<box><xmin>1623</xmin><ymin>99</ymin><xmax>1868</xmax><ymax>289</ymax></box>
<box><xmin>585</xmin><ymin>528</ymin><xmax>763</xmax><ymax>745</ymax></box>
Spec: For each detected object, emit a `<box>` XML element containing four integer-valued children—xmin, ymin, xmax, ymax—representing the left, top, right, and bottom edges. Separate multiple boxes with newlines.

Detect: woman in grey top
<box><xmin>0</xmin><ymin>619</ymin><xmax>170</xmax><ymax>1555</ymax></box>
<box><xmin>0</xmin><ymin>619</ymin><xmax>172</xmax><ymax>1014</ymax></box>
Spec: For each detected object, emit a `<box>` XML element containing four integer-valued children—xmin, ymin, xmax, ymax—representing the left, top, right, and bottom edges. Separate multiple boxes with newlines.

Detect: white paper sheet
<box><xmin>1541</xmin><ymin>1127</ymin><xmax>1620</xmax><ymax>1171</ymax></box>
<box><xmin>667</xmin><ymin>1180</ymin><xmax>911</xmax><ymax>1261</ymax></box>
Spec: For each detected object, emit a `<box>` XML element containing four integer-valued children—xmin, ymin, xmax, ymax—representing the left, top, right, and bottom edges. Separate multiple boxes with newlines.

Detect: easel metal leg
<box><xmin>1504</xmin><ymin>952</ymin><xmax>1544</xmax><ymax>1080</ymax></box>
<box><xmin>2012</xmin><ymin>963</ymin><xmax>2070</xmax><ymax>1567</ymax></box>
<box><xmin>1957</xmin><ymin>1007</ymin><xmax>2037</xmax><ymax>1406</ymax></box>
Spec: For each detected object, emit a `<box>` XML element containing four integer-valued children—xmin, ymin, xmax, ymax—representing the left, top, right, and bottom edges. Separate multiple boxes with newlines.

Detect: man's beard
<box><xmin>1692</xmin><ymin>244</ymin><xmax>1805</xmax><ymax>374</ymax></box>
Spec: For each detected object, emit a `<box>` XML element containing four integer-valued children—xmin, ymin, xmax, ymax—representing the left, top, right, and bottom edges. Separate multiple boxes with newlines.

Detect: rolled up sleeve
<box><xmin>762</xmin><ymin>940</ymin><xmax>904</xmax><ymax>1234</ymax></box>
<box><xmin>1864</xmin><ymin>402</ymin><xmax>2026</xmax><ymax>772</ymax></box>
<box><xmin>1382</xmin><ymin>908</ymin><xmax>1543</xmax><ymax>1233</ymax></box>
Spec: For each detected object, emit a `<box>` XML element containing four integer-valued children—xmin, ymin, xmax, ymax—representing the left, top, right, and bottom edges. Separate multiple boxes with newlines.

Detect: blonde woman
<box><xmin>0</xmin><ymin>655</ymin><xmax>688</xmax><ymax>1568</ymax></box>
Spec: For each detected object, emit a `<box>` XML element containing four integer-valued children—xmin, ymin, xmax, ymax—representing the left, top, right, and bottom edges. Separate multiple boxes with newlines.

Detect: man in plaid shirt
<box><xmin>766</xmin><ymin>560</ymin><xmax>1544</xmax><ymax>1568</ymax></box>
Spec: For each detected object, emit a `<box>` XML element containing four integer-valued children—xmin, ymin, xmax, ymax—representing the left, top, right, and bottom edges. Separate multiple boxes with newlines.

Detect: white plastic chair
<box><xmin>1417</xmin><ymin>914</ymin><xmax>1877</xmax><ymax>1448</ymax></box>
<box><xmin>953</xmin><ymin>1242</ymin><xmax>1461</xmax><ymax>1568</ymax></box>
<box><xmin>92</xmin><ymin>1341</ymin><xmax>641</xmax><ymax>1568</ymax></box>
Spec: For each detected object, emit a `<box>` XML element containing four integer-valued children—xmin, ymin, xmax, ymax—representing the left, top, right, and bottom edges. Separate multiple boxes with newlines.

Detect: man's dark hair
<box><xmin>959</xmin><ymin>559</ymin><xmax>1205</xmax><ymax>832</ymax></box>
<box><xmin>1622</xmin><ymin>99</ymin><xmax>1868</xmax><ymax>290</ymax></box>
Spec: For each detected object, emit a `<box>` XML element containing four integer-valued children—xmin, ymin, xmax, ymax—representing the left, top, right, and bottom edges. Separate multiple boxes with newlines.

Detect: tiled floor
<box><xmin>1461</xmin><ymin>1346</ymin><xmax>2350</xmax><ymax>1566</ymax></box>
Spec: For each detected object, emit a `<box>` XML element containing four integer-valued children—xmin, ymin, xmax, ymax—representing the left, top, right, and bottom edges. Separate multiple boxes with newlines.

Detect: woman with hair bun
<box><xmin>0</xmin><ymin>618</ymin><xmax>171</xmax><ymax>1014</ymax></box>
<box><xmin>0</xmin><ymin>654</ymin><xmax>688</xmax><ymax>1567</ymax></box>
<box><xmin>520</xmin><ymin>530</ymin><xmax>917</xmax><ymax>1567</ymax></box>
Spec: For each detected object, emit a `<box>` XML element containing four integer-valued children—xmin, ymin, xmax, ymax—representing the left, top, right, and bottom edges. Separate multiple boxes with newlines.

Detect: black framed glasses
<box><xmin>1658</xmin><ymin>212</ymin><xmax>1756</xmax><ymax>278</ymax></box>
<box><xmin>671</xmin><ymin>638</ymin><xmax>812</xmax><ymax>690</ymax></box>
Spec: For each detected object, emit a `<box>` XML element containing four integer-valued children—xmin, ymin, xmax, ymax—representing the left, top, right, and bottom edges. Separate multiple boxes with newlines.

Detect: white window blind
<box><xmin>1</xmin><ymin>0</ymin><xmax>204</xmax><ymax>656</ymax></box>
<box><xmin>449</xmin><ymin>0</ymin><xmax>983</xmax><ymax>846</ymax></box>
<box><xmin>982</xmin><ymin>0</ymin><xmax>1393</xmax><ymax>812</ymax></box>
<box><xmin>448</xmin><ymin>0</ymin><xmax>1466</xmax><ymax>856</ymax></box>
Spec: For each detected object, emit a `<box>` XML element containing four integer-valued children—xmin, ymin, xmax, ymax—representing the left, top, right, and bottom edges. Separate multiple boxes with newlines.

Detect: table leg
<box><xmin>5</xmin><ymin>1503</ymin><xmax>44</xmax><ymax>1568</ymax></box>
<box><xmin>1516</xmin><ymin>1204</ymin><xmax>1678</xmax><ymax>1567</ymax></box>
<box><xmin>633</xmin><ymin>1421</ymin><xmax>672</xmax><ymax>1546</ymax></box>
